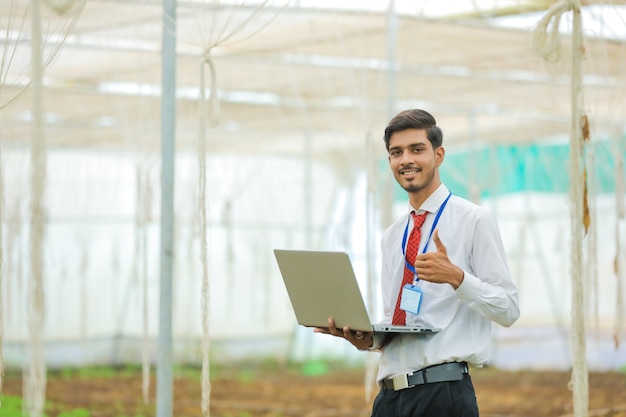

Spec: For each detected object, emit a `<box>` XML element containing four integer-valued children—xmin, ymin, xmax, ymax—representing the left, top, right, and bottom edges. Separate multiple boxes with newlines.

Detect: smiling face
<box><xmin>387</xmin><ymin>128</ymin><xmax>444</xmax><ymax>207</ymax></box>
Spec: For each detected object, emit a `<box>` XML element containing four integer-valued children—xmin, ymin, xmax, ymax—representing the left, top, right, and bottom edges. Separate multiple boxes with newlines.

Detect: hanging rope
<box><xmin>585</xmin><ymin>145</ymin><xmax>599</xmax><ymax>335</ymax></box>
<box><xmin>364</xmin><ymin>129</ymin><xmax>378</xmax><ymax>403</ymax></box>
<box><xmin>132</xmin><ymin>167</ymin><xmax>153</xmax><ymax>405</ymax></box>
<box><xmin>26</xmin><ymin>1</ymin><xmax>47</xmax><ymax>416</ymax></box>
<box><xmin>614</xmin><ymin>140</ymin><xmax>625</xmax><ymax>350</ymax></box>
<box><xmin>0</xmin><ymin>0</ymin><xmax>85</xmax><ymax>111</ymax></box>
<box><xmin>533</xmin><ymin>1</ymin><xmax>589</xmax><ymax>416</ymax></box>
<box><xmin>23</xmin><ymin>1</ymin><xmax>82</xmax><ymax>414</ymax></box>
<box><xmin>187</xmin><ymin>4</ymin><xmax>290</xmax><ymax>416</ymax></box>
<box><xmin>568</xmin><ymin>5</ymin><xmax>590</xmax><ymax>417</ymax></box>
<box><xmin>0</xmin><ymin>1</ymin><xmax>85</xmax><ymax>406</ymax></box>
<box><xmin>0</xmin><ymin>0</ymin><xmax>32</xmax><ymax>111</ymax></box>
<box><xmin>79</xmin><ymin>234</ymin><xmax>88</xmax><ymax>363</ymax></box>
<box><xmin>142</xmin><ymin>169</ymin><xmax>153</xmax><ymax>405</ymax></box>
<box><xmin>532</xmin><ymin>1</ymin><xmax>572</xmax><ymax>63</ymax></box>
<box><xmin>198</xmin><ymin>56</ymin><xmax>211</xmax><ymax>417</ymax></box>
<box><xmin>201</xmin><ymin>49</ymin><xmax>221</xmax><ymax>127</ymax></box>
<box><xmin>42</xmin><ymin>0</ymin><xmax>83</xmax><ymax>15</ymax></box>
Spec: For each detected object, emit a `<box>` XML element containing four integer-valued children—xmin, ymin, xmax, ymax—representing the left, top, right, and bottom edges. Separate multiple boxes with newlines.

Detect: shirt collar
<box><xmin>408</xmin><ymin>183</ymin><xmax>450</xmax><ymax>214</ymax></box>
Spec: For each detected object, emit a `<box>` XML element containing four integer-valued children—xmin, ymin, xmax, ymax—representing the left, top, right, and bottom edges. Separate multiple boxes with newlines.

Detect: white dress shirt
<box><xmin>373</xmin><ymin>183</ymin><xmax>519</xmax><ymax>382</ymax></box>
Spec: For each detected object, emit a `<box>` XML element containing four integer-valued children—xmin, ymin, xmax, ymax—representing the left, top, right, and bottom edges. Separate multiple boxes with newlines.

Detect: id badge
<box><xmin>400</xmin><ymin>284</ymin><xmax>423</xmax><ymax>315</ymax></box>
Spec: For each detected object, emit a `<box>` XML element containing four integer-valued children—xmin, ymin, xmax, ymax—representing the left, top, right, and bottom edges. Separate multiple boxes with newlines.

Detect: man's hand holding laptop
<box><xmin>314</xmin><ymin>317</ymin><xmax>374</xmax><ymax>350</ymax></box>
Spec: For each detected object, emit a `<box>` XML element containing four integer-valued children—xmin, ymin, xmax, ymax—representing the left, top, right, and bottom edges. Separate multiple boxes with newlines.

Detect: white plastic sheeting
<box><xmin>2</xmin><ymin>148</ymin><xmax>624</xmax><ymax>370</ymax></box>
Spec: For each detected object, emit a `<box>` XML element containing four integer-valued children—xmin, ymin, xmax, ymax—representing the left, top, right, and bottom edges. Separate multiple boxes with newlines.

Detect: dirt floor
<box><xmin>3</xmin><ymin>364</ymin><xmax>626</xmax><ymax>417</ymax></box>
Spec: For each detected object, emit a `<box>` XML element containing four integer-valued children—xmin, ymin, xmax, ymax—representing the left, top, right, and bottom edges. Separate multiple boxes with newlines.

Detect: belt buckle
<box><xmin>392</xmin><ymin>372</ymin><xmax>413</xmax><ymax>391</ymax></box>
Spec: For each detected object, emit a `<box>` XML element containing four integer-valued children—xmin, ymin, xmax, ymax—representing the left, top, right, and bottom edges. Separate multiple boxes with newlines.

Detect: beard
<box><xmin>397</xmin><ymin>166</ymin><xmax>436</xmax><ymax>194</ymax></box>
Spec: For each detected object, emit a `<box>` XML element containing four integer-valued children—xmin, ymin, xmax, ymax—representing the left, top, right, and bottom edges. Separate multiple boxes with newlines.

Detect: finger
<box><xmin>352</xmin><ymin>331</ymin><xmax>373</xmax><ymax>348</ymax></box>
<box><xmin>345</xmin><ymin>329</ymin><xmax>365</xmax><ymax>340</ymax></box>
<box><xmin>327</xmin><ymin>317</ymin><xmax>340</xmax><ymax>336</ymax></box>
<box><xmin>343</xmin><ymin>327</ymin><xmax>354</xmax><ymax>340</ymax></box>
<box><xmin>413</xmin><ymin>255</ymin><xmax>430</xmax><ymax>269</ymax></box>
<box><xmin>313</xmin><ymin>327</ymin><xmax>331</xmax><ymax>334</ymax></box>
<box><xmin>343</xmin><ymin>328</ymin><xmax>368</xmax><ymax>346</ymax></box>
<box><xmin>413</xmin><ymin>257</ymin><xmax>432</xmax><ymax>281</ymax></box>
<box><xmin>433</xmin><ymin>229</ymin><xmax>447</xmax><ymax>254</ymax></box>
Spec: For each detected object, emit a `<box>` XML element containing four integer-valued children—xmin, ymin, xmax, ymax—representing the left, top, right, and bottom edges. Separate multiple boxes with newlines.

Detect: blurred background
<box><xmin>1</xmin><ymin>0</ymin><xmax>625</xmax><ymax>375</ymax></box>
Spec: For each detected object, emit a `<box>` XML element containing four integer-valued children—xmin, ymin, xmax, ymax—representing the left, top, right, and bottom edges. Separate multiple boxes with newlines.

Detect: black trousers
<box><xmin>371</xmin><ymin>374</ymin><xmax>479</xmax><ymax>417</ymax></box>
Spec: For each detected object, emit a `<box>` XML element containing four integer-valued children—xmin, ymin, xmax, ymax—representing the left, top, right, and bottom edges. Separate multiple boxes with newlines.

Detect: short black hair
<box><xmin>383</xmin><ymin>109</ymin><xmax>443</xmax><ymax>151</ymax></box>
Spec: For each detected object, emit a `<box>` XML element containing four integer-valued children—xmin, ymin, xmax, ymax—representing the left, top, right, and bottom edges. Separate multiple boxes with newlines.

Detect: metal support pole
<box><xmin>386</xmin><ymin>0</ymin><xmax>397</xmax><ymax>121</ymax></box>
<box><xmin>156</xmin><ymin>0</ymin><xmax>176</xmax><ymax>415</ymax></box>
<box><xmin>381</xmin><ymin>0</ymin><xmax>398</xmax><ymax>229</ymax></box>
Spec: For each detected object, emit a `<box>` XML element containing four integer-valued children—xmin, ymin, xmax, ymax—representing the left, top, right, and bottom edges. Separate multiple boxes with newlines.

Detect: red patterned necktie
<box><xmin>392</xmin><ymin>211</ymin><xmax>428</xmax><ymax>325</ymax></box>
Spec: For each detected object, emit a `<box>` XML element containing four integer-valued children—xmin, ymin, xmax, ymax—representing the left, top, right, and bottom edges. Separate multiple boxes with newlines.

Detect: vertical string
<box><xmin>42</xmin><ymin>0</ymin><xmax>81</xmax><ymax>14</ymax></box>
<box><xmin>198</xmin><ymin>57</ymin><xmax>211</xmax><ymax>417</ymax></box>
<box><xmin>203</xmin><ymin>50</ymin><xmax>220</xmax><ymax>127</ymax></box>
<box><xmin>139</xmin><ymin>169</ymin><xmax>152</xmax><ymax>405</ymax></box>
<box><xmin>569</xmin><ymin>3</ymin><xmax>589</xmax><ymax>417</ymax></box>
<box><xmin>27</xmin><ymin>0</ymin><xmax>47</xmax><ymax>416</ymax></box>
<box><xmin>585</xmin><ymin>145</ymin><xmax>599</xmax><ymax>334</ymax></box>
<box><xmin>189</xmin><ymin>6</ymin><xmax>290</xmax><ymax>415</ymax></box>
<box><xmin>533</xmin><ymin>2</ymin><xmax>588</xmax><ymax>416</ymax></box>
<box><xmin>364</xmin><ymin>129</ymin><xmax>377</xmax><ymax>402</ymax></box>
<box><xmin>613</xmin><ymin>137</ymin><xmax>625</xmax><ymax>349</ymax></box>
<box><xmin>133</xmin><ymin>167</ymin><xmax>144</xmax><ymax>401</ymax></box>
<box><xmin>79</xmin><ymin>235</ymin><xmax>87</xmax><ymax>363</ymax></box>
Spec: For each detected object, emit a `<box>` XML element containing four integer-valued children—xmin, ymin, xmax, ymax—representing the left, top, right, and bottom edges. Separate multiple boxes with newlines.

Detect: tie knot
<box><xmin>411</xmin><ymin>211</ymin><xmax>428</xmax><ymax>228</ymax></box>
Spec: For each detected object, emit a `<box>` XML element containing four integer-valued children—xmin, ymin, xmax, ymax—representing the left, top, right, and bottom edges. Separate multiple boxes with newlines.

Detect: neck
<box><xmin>409</xmin><ymin>180</ymin><xmax>441</xmax><ymax>210</ymax></box>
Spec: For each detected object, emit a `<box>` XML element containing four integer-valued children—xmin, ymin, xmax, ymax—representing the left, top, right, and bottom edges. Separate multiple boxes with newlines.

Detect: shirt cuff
<box><xmin>454</xmin><ymin>271</ymin><xmax>482</xmax><ymax>300</ymax></box>
<box><xmin>364</xmin><ymin>333</ymin><xmax>386</xmax><ymax>351</ymax></box>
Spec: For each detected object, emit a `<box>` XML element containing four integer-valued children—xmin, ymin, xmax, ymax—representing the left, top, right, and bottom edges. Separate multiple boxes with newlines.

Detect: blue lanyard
<box><xmin>401</xmin><ymin>191</ymin><xmax>452</xmax><ymax>279</ymax></box>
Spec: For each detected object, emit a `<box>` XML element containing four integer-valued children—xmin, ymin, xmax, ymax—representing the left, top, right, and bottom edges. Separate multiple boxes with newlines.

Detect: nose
<box><xmin>399</xmin><ymin>149</ymin><xmax>412</xmax><ymax>165</ymax></box>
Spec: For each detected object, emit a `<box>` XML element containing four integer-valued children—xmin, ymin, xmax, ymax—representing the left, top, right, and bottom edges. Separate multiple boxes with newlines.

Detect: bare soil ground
<box><xmin>3</xmin><ymin>364</ymin><xmax>626</xmax><ymax>417</ymax></box>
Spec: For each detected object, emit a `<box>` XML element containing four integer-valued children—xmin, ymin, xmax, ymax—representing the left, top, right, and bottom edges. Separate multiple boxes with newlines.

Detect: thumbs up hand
<box><xmin>433</xmin><ymin>228</ymin><xmax>449</xmax><ymax>255</ymax></box>
<box><xmin>414</xmin><ymin>229</ymin><xmax>465</xmax><ymax>289</ymax></box>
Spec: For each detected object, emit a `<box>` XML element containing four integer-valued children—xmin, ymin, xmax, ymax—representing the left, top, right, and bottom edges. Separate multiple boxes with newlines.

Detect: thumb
<box><xmin>433</xmin><ymin>229</ymin><xmax>447</xmax><ymax>253</ymax></box>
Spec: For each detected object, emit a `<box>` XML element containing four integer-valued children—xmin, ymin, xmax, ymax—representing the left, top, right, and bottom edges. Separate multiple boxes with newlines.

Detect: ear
<box><xmin>435</xmin><ymin>146</ymin><xmax>445</xmax><ymax>167</ymax></box>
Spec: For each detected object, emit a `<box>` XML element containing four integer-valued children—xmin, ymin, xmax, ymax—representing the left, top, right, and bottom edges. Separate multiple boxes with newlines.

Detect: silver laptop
<box><xmin>273</xmin><ymin>249</ymin><xmax>440</xmax><ymax>334</ymax></box>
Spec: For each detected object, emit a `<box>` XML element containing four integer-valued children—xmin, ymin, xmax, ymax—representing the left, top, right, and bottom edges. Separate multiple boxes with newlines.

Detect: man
<box><xmin>315</xmin><ymin>109</ymin><xmax>519</xmax><ymax>416</ymax></box>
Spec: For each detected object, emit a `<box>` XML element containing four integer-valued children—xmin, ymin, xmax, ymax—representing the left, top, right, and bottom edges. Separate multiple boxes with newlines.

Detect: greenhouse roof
<box><xmin>1</xmin><ymin>1</ymin><xmax>625</xmax><ymax>156</ymax></box>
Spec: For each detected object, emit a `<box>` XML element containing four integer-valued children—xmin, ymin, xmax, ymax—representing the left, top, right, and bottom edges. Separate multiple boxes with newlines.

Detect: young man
<box><xmin>315</xmin><ymin>109</ymin><xmax>519</xmax><ymax>416</ymax></box>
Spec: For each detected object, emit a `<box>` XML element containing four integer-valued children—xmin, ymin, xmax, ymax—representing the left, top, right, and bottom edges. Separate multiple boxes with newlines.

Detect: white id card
<box><xmin>400</xmin><ymin>284</ymin><xmax>423</xmax><ymax>315</ymax></box>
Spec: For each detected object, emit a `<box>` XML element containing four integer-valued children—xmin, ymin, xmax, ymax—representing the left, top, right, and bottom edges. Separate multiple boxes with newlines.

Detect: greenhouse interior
<box><xmin>1</xmin><ymin>0</ymin><xmax>625</xmax><ymax>417</ymax></box>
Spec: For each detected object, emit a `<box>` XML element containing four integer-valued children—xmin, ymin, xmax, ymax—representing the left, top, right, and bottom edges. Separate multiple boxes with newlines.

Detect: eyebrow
<box><xmin>389</xmin><ymin>143</ymin><xmax>427</xmax><ymax>152</ymax></box>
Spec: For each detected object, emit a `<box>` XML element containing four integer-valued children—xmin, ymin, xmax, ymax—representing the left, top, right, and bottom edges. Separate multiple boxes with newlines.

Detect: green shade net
<box><xmin>387</xmin><ymin>138</ymin><xmax>625</xmax><ymax>202</ymax></box>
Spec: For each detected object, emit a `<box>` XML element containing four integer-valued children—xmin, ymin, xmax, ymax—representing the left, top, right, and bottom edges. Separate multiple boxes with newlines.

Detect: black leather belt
<box><xmin>380</xmin><ymin>362</ymin><xmax>469</xmax><ymax>391</ymax></box>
